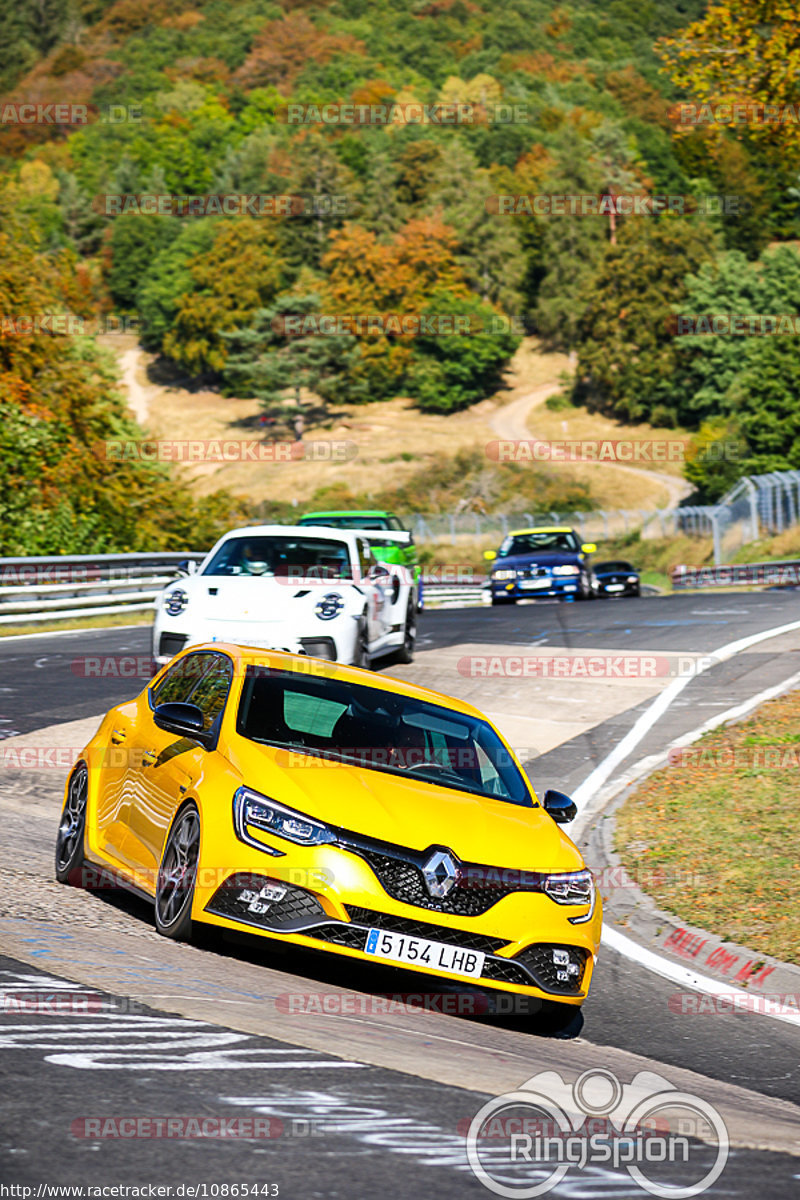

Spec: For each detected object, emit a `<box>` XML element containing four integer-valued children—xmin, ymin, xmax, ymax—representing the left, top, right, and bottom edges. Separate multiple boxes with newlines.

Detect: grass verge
<box><xmin>614</xmin><ymin>687</ymin><xmax>800</xmax><ymax>965</ymax></box>
<box><xmin>0</xmin><ymin>612</ymin><xmax>153</xmax><ymax>638</ymax></box>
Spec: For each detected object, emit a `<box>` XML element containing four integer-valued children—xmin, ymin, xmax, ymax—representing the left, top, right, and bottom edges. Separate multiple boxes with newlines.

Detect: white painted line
<box><xmin>578</xmin><ymin>664</ymin><xmax>800</xmax><ymax>826</ymax></box>
<box><xmin>571</xmin><ymin>616</ymin><xmax>800</xmax><ymax>814</ymax></box>
<box><xmin>602</xmin><ymin>926</ymin><xmax>800</xmax><ymax>1029</ymax></box>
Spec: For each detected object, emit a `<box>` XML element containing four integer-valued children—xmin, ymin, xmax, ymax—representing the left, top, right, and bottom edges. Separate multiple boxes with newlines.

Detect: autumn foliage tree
<box><xmin>658</xmin><ymin>2</ymin><xmax>800</xmax><ymax>162</ymax></box>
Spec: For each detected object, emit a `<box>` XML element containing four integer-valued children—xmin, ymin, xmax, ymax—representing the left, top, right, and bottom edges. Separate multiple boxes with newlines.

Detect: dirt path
<box><xmin>489</xmin><ymin>378</ymin><xmax>692</xmax><ymax>510</ymax></box>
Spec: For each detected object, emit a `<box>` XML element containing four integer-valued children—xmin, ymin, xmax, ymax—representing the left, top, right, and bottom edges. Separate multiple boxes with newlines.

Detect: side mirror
<box><xmin>177</xmin><ymin>560</ymin><xmax>198</xmax><ymax>577</ymax></box>
<box><xmin>483</xmin><ymin>550</ymin><xmax>497</xmax><ymax>561</ymax></box>
<box><xmin>543</xmin><ymin>789</ymin><xmax>578</xmax><ymax>824</ymax></box>
<box><xmin>153</xmin><ymin>702</ymin><xmax>208</xmax><ymax>743</ymax></box>
<box><xmin>581</xmin><ymin>544</ymin><xmax>596</xmax><ymax>555</ymax></box>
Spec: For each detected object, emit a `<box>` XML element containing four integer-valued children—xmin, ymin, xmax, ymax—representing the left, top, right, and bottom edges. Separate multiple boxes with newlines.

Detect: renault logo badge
<box><xmin>422</xmin><ymin>849</ymin><xmax>460</xmax><ymax>898</ymax></box>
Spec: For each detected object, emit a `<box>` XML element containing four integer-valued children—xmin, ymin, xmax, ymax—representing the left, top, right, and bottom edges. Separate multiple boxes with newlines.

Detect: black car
<box><xmin>592</xmin><ymin>560</ymin><xmax>640</xmax><ymax>598</ymax></box>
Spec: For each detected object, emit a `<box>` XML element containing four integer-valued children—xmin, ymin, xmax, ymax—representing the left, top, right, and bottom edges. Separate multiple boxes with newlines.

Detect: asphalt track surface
<box><xmin>2</xmin><ymin>592</ymin><xmax>800</xmax><ymax>1195</ymax></box>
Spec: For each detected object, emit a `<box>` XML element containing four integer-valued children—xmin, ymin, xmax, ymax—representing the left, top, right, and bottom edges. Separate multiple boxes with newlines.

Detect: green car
<box><xmin>298</xmin><ymin>510</ymin><xmax>423</xmax><ymax>609</ymax></box>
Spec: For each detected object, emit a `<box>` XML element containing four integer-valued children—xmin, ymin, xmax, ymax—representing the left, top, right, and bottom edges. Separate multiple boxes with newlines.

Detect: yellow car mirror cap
<box><xmin>581</xmin><ymin>543</ymin><xmax>596</xmax><ymax>554</ymax></box>
<box><xmin>484</xmin><ymin>550</ymin><xmax>497</xmax><ymax>561</ymax></box>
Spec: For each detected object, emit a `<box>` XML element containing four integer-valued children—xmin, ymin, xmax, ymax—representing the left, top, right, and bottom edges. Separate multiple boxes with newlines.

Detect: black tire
<box><xmin>155</xmin><ymin>802</ymin><xmax>201</xmax><ymax>940</ymax></box>
<box><xmin>394</xmin><ymin>596</ymin><xmax>417</xmax><ymax>664</ymax></box>
<box><xmin>55</xmin><ymin>764</ymin><xmax>88</xmax><ymax>886</ymax></box>
<box><xmin>491</xmin><ymin>595</ymin><xmax>516</xmax><ymax>606</ymax></box>
<box><xmin>353</xmin><ymin>614</ymin><xmax>370</xmax><ymax>669</ymax></box>
<box><xmin>577</xmin><ymin>575</ymin><xmax>594</xmax><ymax>600</ymax></box>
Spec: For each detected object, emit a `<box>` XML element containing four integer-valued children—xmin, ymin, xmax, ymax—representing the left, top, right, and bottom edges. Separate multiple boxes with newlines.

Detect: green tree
<box><xmin>108</xmin><ymin>212</ymin><xmax>180</xmax><ymax>310</ymax></box>
<box><xmin>573</xmin><ymin>214</ymin><xmax>717</xmax><ymax>423</ymax></box>
<box><xmin>163</xmin><ymin>220</ymin><xmax>286</xmax><ymax>375</ymax></box>
<box><xmin>136</xmin><ymin>219</ymin><xmax>217</xmax><ymax>352</ymax></box>
<box><xmin>222</xmin><ymin>294</ymin><xmax>366</xmax><ymax>425</ymax></box>
<box><xmin>406</xmin><ymin>290</ymin><xmax>521</xmax><ymax>413</ymax></box>
<box><xmin>424</xmin><ymin>140</ymin><xmax>526</xmax><ymax>311</ymax></box>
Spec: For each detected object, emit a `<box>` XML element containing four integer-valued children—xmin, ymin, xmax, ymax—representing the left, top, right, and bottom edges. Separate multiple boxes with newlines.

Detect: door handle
<box><xmin>141</xmin><ymin>749</ymin><xmax>158</xmax><ymax>767</ymax></box>
<box><xmin>110</xmin><ymin>728</ymin><xmax>127</xmax><ymax>745</ymax></box>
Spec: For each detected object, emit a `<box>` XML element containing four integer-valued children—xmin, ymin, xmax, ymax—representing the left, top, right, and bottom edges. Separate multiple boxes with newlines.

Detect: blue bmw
<box><xmin>485</xmin><ymin>527</ymin><xmax>596</xmax><ymax>605</ymax></box>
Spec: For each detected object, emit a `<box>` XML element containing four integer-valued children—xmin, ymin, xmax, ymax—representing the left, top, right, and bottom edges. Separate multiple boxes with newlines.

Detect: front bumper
<box><xmin>153</xmin><ymin>625</ymin><xmax>341</xmax><ymax>667</ymax></box>
<box><xmin>490</xmin><ymin>578</ymin><xmax>581</xmax><ymax>601</ymax></box>
<box><xmin>192</xmin><ymin>835</ymin><xmax>601</xmax><ymax>1004</ymax></box>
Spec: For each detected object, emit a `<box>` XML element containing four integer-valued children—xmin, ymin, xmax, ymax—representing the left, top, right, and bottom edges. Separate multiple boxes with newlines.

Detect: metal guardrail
<box><xmin>0</xmin><ymin>553</ymin><xmax>204</xmax><ymax>625</ymax></box>
<box><xmin>0</xmin><ymin>555</ymin><xmax>489</xmax><ymax>625</ymax></box>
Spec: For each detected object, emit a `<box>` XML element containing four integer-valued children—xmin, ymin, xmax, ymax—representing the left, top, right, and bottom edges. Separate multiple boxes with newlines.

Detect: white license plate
<box><xmin>365</xmin><ymin>929</ymin><xmax>485</xmax><ymax>978</ymax></box>
<box><xmin>606</xmin><ymin>583</ymin><xmax>625</xmax><ymax>591</ymax></box>
<box><xmin>520</xmin><ymin>579</ymin><xmax>551</xmax><ymax>589</ymax></box>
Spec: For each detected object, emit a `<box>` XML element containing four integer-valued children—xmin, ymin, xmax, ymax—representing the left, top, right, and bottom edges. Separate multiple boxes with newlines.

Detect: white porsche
<box><xmin>152</xmin><ymin>525</ymin><xmax>417</xmax><ymax>669</ymax></box>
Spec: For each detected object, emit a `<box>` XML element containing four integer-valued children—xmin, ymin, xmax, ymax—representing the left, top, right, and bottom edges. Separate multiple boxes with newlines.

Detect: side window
<box><xmin>356</xmin><ymin>538</ymin><xmax>371</xmax><ymax>583</ymax></box>
<box><xmin>151</xmin><ymin>653</ymin><xmax>233</xmax><ymax>731</ymax></box>
<box><xmin>151</xmin><ymin>653</ymin><xmax>209</xmax><ymax>708</ymax></box>
<box><xmin>189</xmin><ymin>655</ymin><xmax>234</xmax><ymax>730</ymax></box>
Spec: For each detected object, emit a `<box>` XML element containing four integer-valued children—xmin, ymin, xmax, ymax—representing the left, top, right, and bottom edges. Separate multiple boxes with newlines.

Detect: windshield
<box><xmin>596</xmin><ymin>561</ymin><xmax>634</xmax><ymax>573</ymax></box>
<box><xmin>237</xmin><ymin>667</ymin><xmax>533</xmax><ymax>806</ymax></box>
<box><xmin>302</xmin><ymin>515</ymin><xmax>393</xmax><ymax>530</ymax></box>
<box><xmin>498</xmin><ymin>531</ymin><xmax>579</xmax><ymax>557</ymax></box>
<box><xmin>203</xmin><ymin>536</ymin><xmax>352</xmax><ymax>579</ymax></box>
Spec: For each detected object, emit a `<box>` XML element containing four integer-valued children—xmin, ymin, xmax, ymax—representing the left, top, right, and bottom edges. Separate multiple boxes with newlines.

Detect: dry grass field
<box><xmin>101</xmin><ymin>334</ymin><xmax>690</xmax><ymax>512</ymax></box>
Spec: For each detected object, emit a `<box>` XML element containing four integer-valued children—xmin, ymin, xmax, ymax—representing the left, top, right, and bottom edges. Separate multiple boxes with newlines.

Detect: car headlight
<box><xmin>552</xmin><ymin>565</ymin><xmax>580</xmax><ymax>576</ymax></box>
<box><xmin>543</xmin><ymin>869</ymin><xmax>594</xmax><ymax>907</ymax></box>
<box><xmin>233</xmin><ymin>786</ymin><xmax>336</xmax><ymax>849</ymax></box>
<box><xmin>627</xmin><ymin>575</ymin><xmax>638</xmax><ymax>583</ymax></box>
<box><xmin>315</xmin><ymin>592</ymin><xmax>345</xmax><ymax>620</ymax></box>
<box><xmin>492</xmin><ymin>569</ymin><xmax>517</xmax><ymax>581</ymax></box>
<box><xmin>164</xmin><ymin>588</ymin><xmax>189</xmax><ymax>616</ymax></box>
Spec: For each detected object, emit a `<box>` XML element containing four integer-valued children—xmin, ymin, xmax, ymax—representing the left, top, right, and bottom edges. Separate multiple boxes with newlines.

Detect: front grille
<box><xmin>159</xmin><ymin>632</ymin><xmax>189</xmax><ymax>658</ymax></box>
<box><xmin>355</xmin><ymin>847</ymin><xmax>516</xmax><ymax>916</ymax></box>
<box><xmin>481</xmin><ymin>957</ymin><xmax>532</xmax><ymax>987</ymax></box>
<box><xmin>516</xmin><ymin>944</ymin><xmax>588</xmax><ymax>995</ymax></box>
<box><xmin>309</xmin><ymin>923</ymin><xmax>367</xmax><ymax>950</ymax></box>
<box><xmin>206</xmin><ymin>873</ymin><xmax>326</xmax><ymax>931</ymax></box>
<box><xmin>345</xmin><ymin>907</ymin><xmax>509</xmax><ymax>954</ymax></box>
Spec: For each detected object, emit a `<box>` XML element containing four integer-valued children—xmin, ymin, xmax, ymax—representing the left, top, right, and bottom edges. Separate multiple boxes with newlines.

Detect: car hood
<box><xmin>493</xmin><ymin>551</ymin><xmax>582</xmax><ymax>570</ymax></box>
<box><xmin>228</xmin><ymin>738</ymin><xmax>583</xmax><ymax>872</ymax></box>
<box><xmin>180</xmin><ymin>576</ymin><xmax>354</xmax><ymax>622</ymax></box>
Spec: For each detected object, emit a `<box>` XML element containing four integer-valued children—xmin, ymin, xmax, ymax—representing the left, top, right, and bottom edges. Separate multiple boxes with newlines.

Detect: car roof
<box><xmin>213</xmin><ymin>523</ymin><xmax>353</xmax><ymax>541</ymax></box>
<box><xmin>300</xmin><ymin>510</ymin><xmax>394</xmax><ymax>519</ymax></box>
<box><xmin>507</xmin><ymin>526</ymin><xmax>577</xmax><ymax>536</ymax></box>
<box><xmin>188</xmin><ymin>642</ymin><xmax>493</xmax><ymax>723</ymax></box>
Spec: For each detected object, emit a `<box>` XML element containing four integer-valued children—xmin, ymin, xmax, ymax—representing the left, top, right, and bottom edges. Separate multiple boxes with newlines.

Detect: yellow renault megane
<box><xmin>55</xmin><ymin>644</ymin><xmax>601</xmax><ymax>1012</ymax></box>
